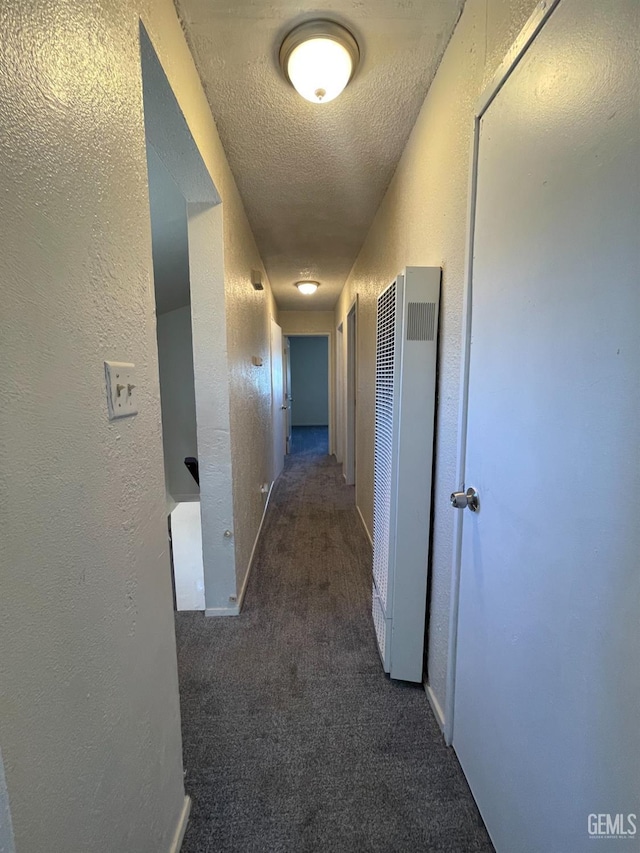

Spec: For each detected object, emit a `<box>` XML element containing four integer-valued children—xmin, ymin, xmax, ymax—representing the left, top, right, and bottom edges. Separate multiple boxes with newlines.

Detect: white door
<box><xmin>270</xmin><ymin>318</ymin><xmax>286</xmax><ymax>480</ymax></box>
<box><xmin>453</xmin><ymin>2</ymin><xmax>640</xmax><ymax>851</ymax></box>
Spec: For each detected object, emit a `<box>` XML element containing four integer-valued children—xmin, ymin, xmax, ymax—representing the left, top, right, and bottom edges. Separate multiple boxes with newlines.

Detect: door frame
<box><xmin>335</xmin><ymin>322</ymin><xmax>344</xmax><ymax>464</ymax></box>
<box><xmin>141</xmin><ymin>24</ymin><xmax>240</xmax><ymax>616</ymax></box>
<box><xmin>269</xmin><ymin>317</ymin><xmax>286</xmax><ymax>480</ymax></box>
<box><xmin>283</xmin><ymin>336</ymin><xmax>292</xmax><ymax>454</ymax></box>
<box><xmin>286</xmin><ymin>332</ymin><xmax>331</xmax><ymax>449</ymax></box>
<box><xmin>445</xmin><ymin>0</ymin><xmax>562</xmax><ymax>746</ymax></box>
<box><xmin>344</xmin><ymin>297</ymin><xmax>358</xmax><ymax>486</ymax></box>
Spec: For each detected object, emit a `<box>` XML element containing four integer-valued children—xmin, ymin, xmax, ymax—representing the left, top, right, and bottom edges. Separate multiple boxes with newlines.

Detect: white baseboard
<box><xmin>236</xmin><ymin>481</ymin><xmax>274</xmax><ymax>613</ymax></box>
<box><xmin>205</xmin><ymin>481</ymin><xmax>274</xmax><ymax>619</ymax></box>
<box><xmin>356</xmin><ymin>504</ymin><xmax>373</xmax><ymax>547</ymax></box>
<box><xmin>425</xmin><ymin>682</ymin><xmax>446</xmax><ymax>734</ymax></box>
<box><xmin>168</xmin><ymin>795</ymin><xmax>191</xmax><ymax>853</ymax></box>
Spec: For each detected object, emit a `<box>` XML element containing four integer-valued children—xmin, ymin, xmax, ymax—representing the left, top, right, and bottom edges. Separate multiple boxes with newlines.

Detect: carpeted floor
<box><xmin>175</xmin><ymin>433</ymin><xmax>494</xmax><ymax>853</ymax></box>
<box><xmin>289</xmin><ymin>425</ymin><xmax>329</xmax><ymax>456</ymax></box>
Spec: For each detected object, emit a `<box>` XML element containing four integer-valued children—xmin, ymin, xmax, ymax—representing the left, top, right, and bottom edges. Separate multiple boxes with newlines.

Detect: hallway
<box><xmin>175</xmin><ymin>437</ymin><xmax>493</xmax><ymax>852</ymax></box>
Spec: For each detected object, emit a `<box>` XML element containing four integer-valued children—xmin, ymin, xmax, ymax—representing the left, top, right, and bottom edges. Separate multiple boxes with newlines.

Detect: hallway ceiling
<box><xmin>175</xmin><ymin>0</ymin><xmax>464</xmax><ymax>310</ymax></box>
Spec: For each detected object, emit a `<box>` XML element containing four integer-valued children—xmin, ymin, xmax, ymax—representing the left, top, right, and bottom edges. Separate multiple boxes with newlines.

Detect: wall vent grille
<box><xmin>372</xmin><ymin>591</ymin><xmax>387</xmax><ymax>668</ymax></box>
<box><xmin>371</xmin><ymin>267</ymin><xmax>441</xmax><ymax>682</ymax></box>
<box><xmin>406</xmin><ymin>302</ymin><xmax>436</xmax><ymax>341</ymax></box>
<box><xmin>372</xmin><ymin>279</ymin><xmax>396</xmax><ymax>610</ymax></box>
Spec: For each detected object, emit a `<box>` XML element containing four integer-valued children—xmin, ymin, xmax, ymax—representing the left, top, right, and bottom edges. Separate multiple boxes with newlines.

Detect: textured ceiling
<box><xmin>175</xmin><ymin>0</ymin><xmax>464</xmax><ymax>309</ymax></box>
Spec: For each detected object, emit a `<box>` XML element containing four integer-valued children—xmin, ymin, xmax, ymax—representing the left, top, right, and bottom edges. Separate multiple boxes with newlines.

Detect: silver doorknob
<box><xmin>281</xmin><ymin>405</ymin><xmax>287</xmax><ymax>410</ymax></box>
<box><xmin>450</xmin><ymin>487</ymin><xmax>479</xmax><ymax>512</ymax></box>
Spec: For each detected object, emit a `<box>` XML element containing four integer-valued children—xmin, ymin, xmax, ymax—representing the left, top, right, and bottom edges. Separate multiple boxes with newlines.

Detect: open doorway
<box><xmin>270</xmin><ymin>318</ymin><xmax>286</xmax><ymax>481</ymax></box>
<box><xmin>283</xmin><ymin>336</ymin><xmax>292</xmax><ymax>455</ymax></box>
<box><xmin>141</xmin><ymin>25</ymin><xmax>237</xmax><ymax>617</ymax></box>
<box><xmin>146</xmin><ymin>146</ymin><xmax>202</xmax><ymax>611</ymax></box>
<box><xmin>287</xmin><ymin>335</ymin><xmax>330</xmax><ymax>456</ymax></box>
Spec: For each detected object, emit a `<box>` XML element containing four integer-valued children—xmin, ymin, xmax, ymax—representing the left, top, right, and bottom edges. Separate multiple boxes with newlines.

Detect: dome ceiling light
<box><xmin>279</xmin><ymin>20</ymin><xmax>360</xmax><ymax>104</ymax></box>
<box><xmin>295</xmin><ymin>281</ymin><xmax>319</xmax><ymax>295</ymax></box>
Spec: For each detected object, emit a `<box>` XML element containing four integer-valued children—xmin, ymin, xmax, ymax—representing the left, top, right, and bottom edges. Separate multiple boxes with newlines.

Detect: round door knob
<box><xmin>450</xmin><ymin>487</ymin><xmax>479</xmax><ymax>512</ymax></box>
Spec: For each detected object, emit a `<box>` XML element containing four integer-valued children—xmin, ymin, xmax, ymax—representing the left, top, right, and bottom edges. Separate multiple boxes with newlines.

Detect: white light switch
<box><xmin>104</xmin><ymin>361</ymin><xmax>138</xmax><ymax>420</ymax></box>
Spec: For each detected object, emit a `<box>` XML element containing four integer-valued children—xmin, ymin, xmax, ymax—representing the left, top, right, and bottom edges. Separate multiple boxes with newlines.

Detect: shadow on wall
<box><xmin>156</xmin><ymin>305</ymin><xmax>199</xmax><ymax>503</ymax></box>
<box><xmin>146</xmin><ymin>145</ymin><xmax>199</xmax><ymax>505</ymax></box>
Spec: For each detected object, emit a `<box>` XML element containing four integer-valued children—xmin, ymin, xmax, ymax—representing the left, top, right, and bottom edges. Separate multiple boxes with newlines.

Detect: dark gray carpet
<box><xmin>175</xmin><ymin>441</ymin><xmax>494</xmax><ymax>853</ymax></box>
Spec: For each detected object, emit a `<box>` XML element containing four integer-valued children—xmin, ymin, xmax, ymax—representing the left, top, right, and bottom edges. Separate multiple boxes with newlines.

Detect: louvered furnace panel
<box><xmin>372</xmin><ymin>266</ymin><xmax>441</xmax><ymax>683</ymax></box>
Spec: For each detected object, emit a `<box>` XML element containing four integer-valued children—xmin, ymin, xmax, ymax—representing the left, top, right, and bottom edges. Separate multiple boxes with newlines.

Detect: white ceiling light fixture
<box><xmin>280</xmin><ymin>20</ymin><xmax>360</xmax><ymax>104</ymax></box>
<box><xmin>295</xmin><ymin>281</ymin><xmax>319</xmax><ymax>295</ymax></box>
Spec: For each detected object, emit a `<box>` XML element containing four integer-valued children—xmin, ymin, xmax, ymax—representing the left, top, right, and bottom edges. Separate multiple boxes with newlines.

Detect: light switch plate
<box><xmin>104</xmin><ymin>361</ymin><xmax>138</xmax><ymax>420</ymax></box>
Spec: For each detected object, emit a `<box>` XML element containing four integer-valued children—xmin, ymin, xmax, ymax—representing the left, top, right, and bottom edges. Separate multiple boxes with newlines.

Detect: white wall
<box><xmin>289</xmin><ymin>336</ymin><xmax>329</xmax><ymax>426</ymax></box>
<box><xmin>171</xmin><ymin>502</ymin><xmax>205</xmax><ymax>611</ymax></box>
<box><xmin>187</xmin><ymin>203</ymin><xmax>237</xmax><ymax>612</ymax></box>
<box><xmin>0</xmin><ymin>0</ymin><xmax>274</xmax><ymax>849</ymax></box>
<box><xmin>334</xmin><ymin>0</ymin><xmax>539</xmax><ymax>724</ymax></box>
<box><xmin>157</xmin><ymin>306</ymin><xmax>199</xmax><ymax>502</ymax></box>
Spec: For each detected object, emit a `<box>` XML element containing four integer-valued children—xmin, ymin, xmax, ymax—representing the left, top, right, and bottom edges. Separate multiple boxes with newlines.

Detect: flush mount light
<box><xmin>280</xmin><ymin>20</ymin><xmax>360</xmax><ymax>104</ymax></box>
<box><xmin>296</xmin><ymin>281</ymin><xmax>319</xmax><ymax>295</ymax></box>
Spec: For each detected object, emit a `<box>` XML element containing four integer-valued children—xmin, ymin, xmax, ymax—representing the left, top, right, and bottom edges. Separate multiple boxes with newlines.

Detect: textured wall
<box><xmin>0</xmin><ymin>0</ymin><xmax>273</xmax><ymax>849</ymax></box>
<box><xmin>223</xmin><ymin>223</ymin><xmax>277</xmax><ymax>597</ymax></box>
<box><xmin>289</xmin><ymin>337</ymin><xmax>329</xmax><ymax>426</ymax></box>
<box><xmin>334</xmin><ymin>0</ymin><xmax>539</xmax><ymax>722</ymax></box>
<box><xmin>157</xmin><ymin>306</ymin><xmax>199</xmax><ymax>502</ymax></box>
<box><xmin>187</xmin><ymin>203</ymin><xmax>237</xmax><ymax>611</ymax></box>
